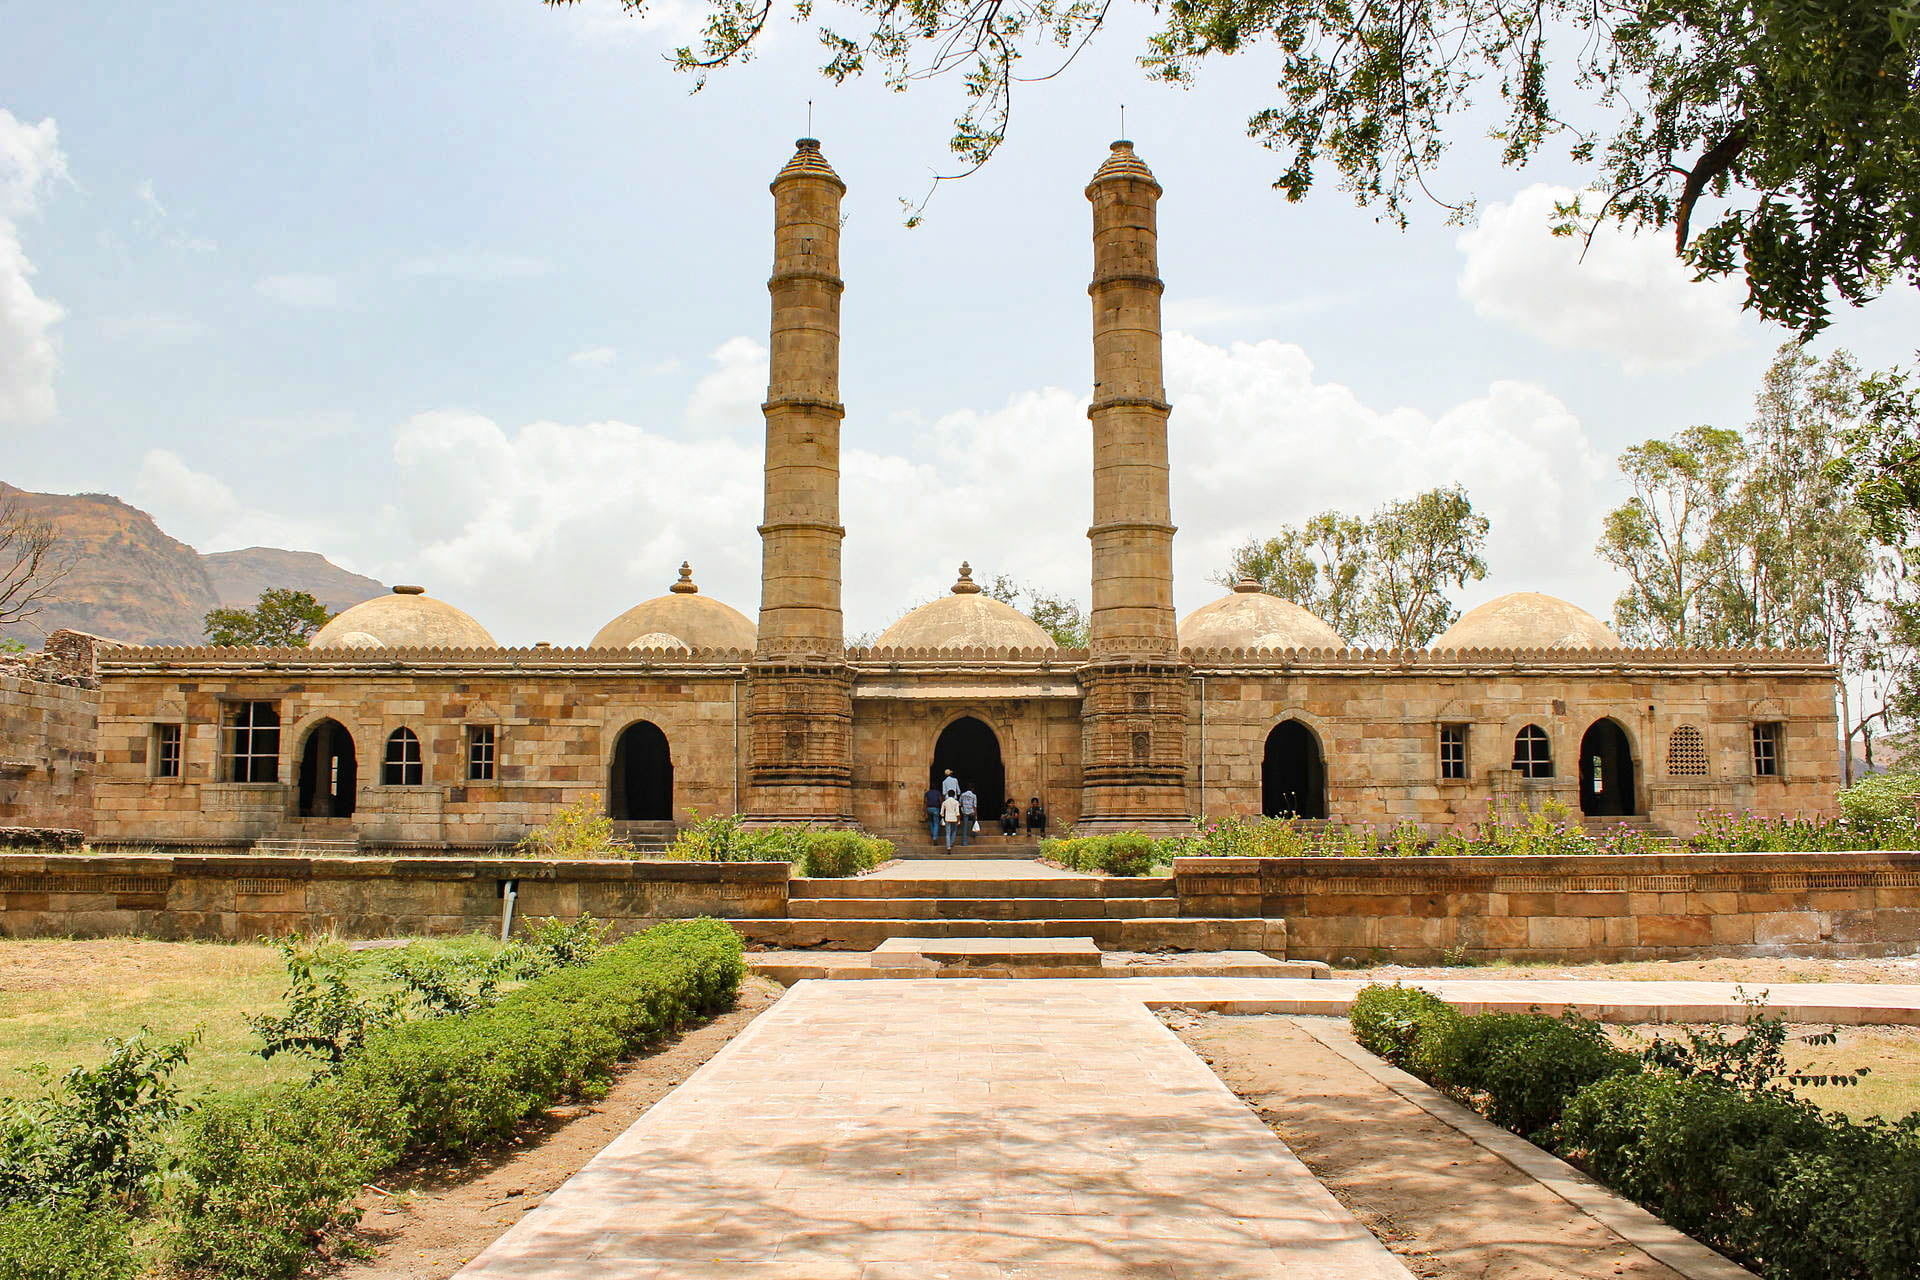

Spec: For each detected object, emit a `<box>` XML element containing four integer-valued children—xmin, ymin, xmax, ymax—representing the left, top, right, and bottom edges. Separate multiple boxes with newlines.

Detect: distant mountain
<box><xmin>202</xmin><ymin>548</ymin><xmax>382</xmax><ymax>613</ymax></box>
<box><xmin>1</xmin><ymin>483</ymin><xmax>384</xmax><ymax>647</ymax></box>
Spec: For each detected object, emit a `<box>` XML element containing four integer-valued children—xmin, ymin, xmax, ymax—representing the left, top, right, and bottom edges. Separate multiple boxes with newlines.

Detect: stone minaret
<box><xmin>745</xmin><ymin>138</ymin><xmax>855</xmax><ymax>823</ymax></box>
<box><xmin>1078</xmin><ymin>140</ymin><xmax>1191</xmax><ymax>831</ymax></box>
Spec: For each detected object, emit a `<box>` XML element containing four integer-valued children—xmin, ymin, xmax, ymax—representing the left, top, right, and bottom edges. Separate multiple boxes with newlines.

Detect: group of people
<box><xmin>925</xmin><ymin>771</ymin><xmax>1048</xmax><ymax>849</ymax></box>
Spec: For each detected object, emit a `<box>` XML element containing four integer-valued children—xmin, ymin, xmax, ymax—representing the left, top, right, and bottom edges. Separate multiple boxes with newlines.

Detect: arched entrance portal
<box><xmin>1263</xmin><ymin>721</ymin><xmax>1327</xmax><ymax>819</ymax></box>
<box><xmin>930</xmin><ymin>717</ymin><xmax>1005</xmax><ymax>824</ymax></box>
<box><xmin>1579</xmin><ymin>719</ymin><xmax>1638</xmax><ymax>817</ymax></box>
<box><xmin>297</xmin><ymin>719</ymin><xmax>357</xmax><ymax>818</ymax></box>
<box><xmin>609</xmin><ymin>721</ymin><xmax>673</xmax><ymax>821</ymax></box>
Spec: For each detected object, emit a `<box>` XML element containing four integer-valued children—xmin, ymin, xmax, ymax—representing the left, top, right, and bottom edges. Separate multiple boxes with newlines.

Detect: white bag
<box><xmin>971</xmin><ymin>820</ymin><xmax>980</xmax><ymax>834</ymax></box>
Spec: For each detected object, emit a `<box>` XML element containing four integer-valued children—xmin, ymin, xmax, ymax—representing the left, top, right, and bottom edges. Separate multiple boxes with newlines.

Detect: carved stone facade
<box><xmin>53</xmin><ymin>138</ymin><xmax>1841</xmax><ymax>849</ymax></box>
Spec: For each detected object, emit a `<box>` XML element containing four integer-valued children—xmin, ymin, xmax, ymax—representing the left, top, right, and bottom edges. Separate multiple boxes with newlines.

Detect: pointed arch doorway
<box><xmin>609</xmin><ymin>721</ymin><xmax>674</xmax><ymax>821</ymax></box>
<box><xmin>929</xmin><ymin>716</ymin><xmax>1005</xmax><ymax>824</ymax></box>
<box><xmin>1579</xmin><ymin>718</ymin><xmax>1638</xmax><ymax>817</ymax></box>
<box><xmin>297</xmin><ymin>719</ymin><xmax>357</xmax><ymax>818</ymax></box>
<box><xmin>1262</xmin><ymin>721</ymin><xmax>1326</xmax><ymax>819</ymax></box>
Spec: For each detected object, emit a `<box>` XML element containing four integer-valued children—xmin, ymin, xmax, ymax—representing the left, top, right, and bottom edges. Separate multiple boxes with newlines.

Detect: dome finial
<box><xmin>1233</xmin><ymin>576</ymin><xmax>1263</xmax><ymax>594</ymax></box>
<box><xmin>671</xmin><ymin>561</ymin><xmax>699</xmax><ymax>594</ymax></box>
<box><xmin>952</xmin><ymin>561</ymin><xmax>982</xmax><ymax>595</ymax></box>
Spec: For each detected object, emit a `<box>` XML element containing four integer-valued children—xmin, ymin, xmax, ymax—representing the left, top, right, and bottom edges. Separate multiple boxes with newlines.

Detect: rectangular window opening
<box><xmin>1439</xmin><ymin>724</ymin><xmax>1467</xmax><ymax>780</ymax></box>
<box><xmin>153</xmin><ymin>723</ymin><xmax>183</xmax><ymax>779</ymax></box>
<box><xmin>222</xmin><ymin>701</ymin><xmax>280</xmax><ymax>783</ymax></box>
<box><xmin>1752</xmin><ymin>722</ymin><xmax>1783</xmax><ymax>777</ymax></box>
<box><xmin>468</xmin><ymin>725</ymin><xmax>496</xmax><ymax>782</ymax></box>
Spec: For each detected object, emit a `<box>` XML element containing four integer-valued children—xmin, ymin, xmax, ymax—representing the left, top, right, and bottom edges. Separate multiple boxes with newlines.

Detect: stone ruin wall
<box><xmin>0</xmin><ymin>633</ymin><xmax>105</xmax><ymax>834</ymax></box>
<box><xmin>91</xmin><ymin>660</ymin><xmax>748</xmax><ymax>846</ymax></box>
<box><xmin>1190</xmin><ymin>654</ymin><xmax>1839</xmax><ymax>834</ymax></box>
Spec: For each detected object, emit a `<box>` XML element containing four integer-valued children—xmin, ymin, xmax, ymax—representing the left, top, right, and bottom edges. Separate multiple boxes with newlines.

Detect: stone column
<box><xmin>1078</xmin><ymin>141</ymin><xmax>1191</xmax><ymax>833</ymax></box>
<box><xmin>745</xmin><ymin>139</ymin><xmax>855</xmax><ymax>824</ymax></box>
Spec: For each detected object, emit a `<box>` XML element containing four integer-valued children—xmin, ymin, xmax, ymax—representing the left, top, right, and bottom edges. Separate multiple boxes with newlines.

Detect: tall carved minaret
<box><xmin>744</xmin><ymin>138</ymin><xmax>855</xmax><ymax>824</ymax></box>
<box><xmin>1078</xmin><ymin>140</ymin><xmax>1191</xmax><ymax>831</ymax></box>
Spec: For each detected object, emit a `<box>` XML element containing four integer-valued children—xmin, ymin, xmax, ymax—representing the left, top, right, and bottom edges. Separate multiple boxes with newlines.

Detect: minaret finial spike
<box><xmin>807</xmin><ymin>99</ymin><xmax>814</xmax><ymax>136</ymax></box>
<box><xmin>1120</xmin><ymin>103</ymin><xmax>1126</xmax><ymax>139</ymax></box>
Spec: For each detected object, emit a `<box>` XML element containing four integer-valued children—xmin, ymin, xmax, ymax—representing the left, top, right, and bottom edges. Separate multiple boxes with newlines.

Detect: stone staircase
<box><xmin>731</xmin><ymin>867</ymin><xmax>1287</xmax><ymax>955</ymax></box>
<box><xmin>610</xmin><ymin>820</ymin><xmax>679</xmax><ymax>853</ymax></box>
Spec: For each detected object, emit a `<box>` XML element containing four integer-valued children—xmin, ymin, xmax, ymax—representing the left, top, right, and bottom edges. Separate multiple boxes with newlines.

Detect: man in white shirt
<box><xmin>939</xmin><ymin>791</ymin><xmax>962</xmax><ymax>849</ymax></box>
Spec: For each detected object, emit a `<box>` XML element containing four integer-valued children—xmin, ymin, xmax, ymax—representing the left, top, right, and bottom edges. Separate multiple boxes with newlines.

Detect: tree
<box><xmin>1222</xmin><ymin>484</ymin><xmax>1487</xmax><ymax>647</ymax></box>
<box><xmin>980</xmin><ymin>574</ymin><xmax>1091</xmax><ymax>647</ymax></box>
<box><xmin>1602</xmin><ymin>343</ymin><xmax>1904</xmax><ymax>780</ymax></box>
<box><xmin>550</xmin><ymin>0</ymin><xmax>1920</xmax><ymax>334</ymax></box>
<box><xmin>203</xmin><ymin>589</ymin><xmax>334</xmax><ymax>648</ymax></box>
<box><xmin>1598</xmin><ymin>425</ymin><xmax>1744</xmax><ymax>647</ymax></box>
<box><xmin>0</xmin><ymin>489</ymin><xmax>70</xmax><ymax>638</ymax></box>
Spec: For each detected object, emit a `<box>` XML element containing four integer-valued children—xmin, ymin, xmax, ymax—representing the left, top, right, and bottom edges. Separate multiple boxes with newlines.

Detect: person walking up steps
<box><xmin>959</xmin><ymin>786</ymin><xmax>978</xmax><ymax>846</ymax></box>
<box><xmin>939</xmin><ymin>790</ymin><xmax>962</xmax><ymax>850</ymax></box>
<box><xmin>923</xmin><ymin>784</ymin><xmax>941</xmax><ymax>841</ymax></box>
<box><xmin>941</xmin><ymin>769</ymin><xmax>959</xmax><ymax>798</ymax></box>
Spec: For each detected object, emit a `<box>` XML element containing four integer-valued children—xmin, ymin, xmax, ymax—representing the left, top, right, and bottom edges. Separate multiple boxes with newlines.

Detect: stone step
<box><xmin>792</xmin><ymin>875</ymin><xmax>1174</xmax><ymax>899</ymax></box>
<box><xmin>749</xmin><ymin>949</ymin><xmax>1332</xmax><ymax>983</ymax></box>
<box><xmin>731</xmin><ymin>915</ymin><xmax>1286</xmax><ymax>955</ymax></box>
<box><xmin>883</xmin><ymin>845</ymin><xmax>1046</xmax><ymax>860</ymax></box>
<box><xmin>872</xmin><ymin>936</ymin><xmax>1104</xmax><ymax>975</ymax></box>
<box><xmin>788</xmin><ymin>895</ymin><xmax>1177</xmax><ymax>921</ymax></box>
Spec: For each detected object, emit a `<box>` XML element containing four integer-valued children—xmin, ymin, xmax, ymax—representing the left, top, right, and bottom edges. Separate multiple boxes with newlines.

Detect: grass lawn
<box><xmin>1606</xmin><ymin>1023</ymin><xmax>1920</xmax><ymax>1122</ymax></box>
<box><xmin>0</xmin><ymin>934</ymin><xmax>513</xmax><ymax>1105</ymax></box>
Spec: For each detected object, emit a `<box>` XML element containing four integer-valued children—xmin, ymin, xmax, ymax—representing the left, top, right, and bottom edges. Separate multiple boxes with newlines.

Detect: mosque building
<box><xmin>84</xmin><ymin>140</ymin><xmax>1838</xmax><ymax>849</ymax></box>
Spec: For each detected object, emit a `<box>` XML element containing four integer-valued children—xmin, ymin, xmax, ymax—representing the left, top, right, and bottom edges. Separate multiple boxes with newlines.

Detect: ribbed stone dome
<box><xmin>1179</xmin><ymin>579</ymin><xmax>1346</xmax><ymax>650</ymax></box>
<box><xmin>874</xmin><ymin>563</ymin><xmax>1056</xmax><ymax>650</ymax></box>
<box><xmin>1433</xmin><ymin>592</ymin><xmax>1624</xmax><ymax>650</ymax></box>
<box><xmin>626</xmin><ymin>631</ymin><xmax>691</xmax><ymax>652</ymax></box>
<box><xmin>590</xmin><ymin>563</ymin><xmax>756</xmax><ymax>651</ymax></box>
<box><xmin>310</xmin><ymin>586</ymin><xmax>497</xmax><ymax>650</ymax></box>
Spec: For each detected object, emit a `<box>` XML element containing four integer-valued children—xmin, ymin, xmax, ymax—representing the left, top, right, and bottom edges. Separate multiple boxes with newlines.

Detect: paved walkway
<box><xmin>865</xmin><ymin>858</ymin><xmax>1087</xmax><ymax>879</ymax></box>
<box><xmin>457</xmin><ymin>981</ymin><xmax>1413</xmax><ymax>1279</ymax></box>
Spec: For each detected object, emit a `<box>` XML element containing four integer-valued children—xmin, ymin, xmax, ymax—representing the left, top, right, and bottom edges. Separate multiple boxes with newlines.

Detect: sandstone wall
<box><xmin>0</xmin><ymin>853</ymin><xmax>787</xmax><ymax>940</ymax></box>
<box><xmin>1176</xmin><ymin>851</ymin><xmax>1920</xmax><ymax>963</ymax></box>
<box><xmin>1190</xmin><ymin>663</ymin><xmax>1838</xmax><ymax>832</ymax></box>
<box><xmin>0</xmin><ymin>671</ymin><xmax>99</xmax><ymax>833</ymax></box>
<box><xmin>92</xmin><ymin>668</ymin><xmax>747</xmax><ymax>845</ymax></box>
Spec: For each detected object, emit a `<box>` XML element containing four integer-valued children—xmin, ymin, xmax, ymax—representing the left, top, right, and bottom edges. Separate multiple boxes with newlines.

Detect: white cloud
<box><xmin>0</xmin><ymin>110</ymin><xmax>67</xmax><ymax>423</ymax></box>
<box><xmin>396</xmin><ymin>252</ymin><xmax>548</xmax><ymax>282</ymax></box>
<box><xmin>256</xmin><ymin>273</ymin><xmax>340</xmax><ymax>308</ymax></box>
<box><xmin>135</xmin><ymin>178</ymin><xmax>165</xmax><ymax>219</ymax></box>
<box><xmin>122</xmin><ymin>332</ymin><xmax>1628</xmax><ymax>645</ymax></box>
<box><xmin>1456</xmin><ymin>183</ymin><xmax>1748</xmax><ymax>373</ymax></box>
<box><xmin>684</xmin><ymin>336</ymin><xmax>765</xmax><ymax>433</ymax></box>
<box><xmin>1163</xmin><ymin>295</ymin><xmax>1334</xmax><ymax>335</ymax></box>
<box><xmin>569</xmin><ymin>345</ymin><xmax>617</xmax><ymax>368</ymax></box>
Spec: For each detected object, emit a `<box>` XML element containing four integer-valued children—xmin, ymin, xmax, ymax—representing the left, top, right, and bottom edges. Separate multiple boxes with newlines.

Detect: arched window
<box><xmin>1666</xmin><ymin>725</ymin><xmax>1708</xmax><ymax>776</ymax></box>
<box><xmin>382</xmin><ymin>727</ymin><xmax>423</xmax><ymax>786</ymax></box>
<box><xmin>1511</xmin><ymin>725</ymin><xmax>1553</xmax><ymax>778</ymax></box>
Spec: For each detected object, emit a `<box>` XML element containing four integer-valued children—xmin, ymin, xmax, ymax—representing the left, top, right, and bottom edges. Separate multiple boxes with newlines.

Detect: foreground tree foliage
<box><xmin>1223</xmin><ymin>484</ymin><xmax>1488</xmax><ymax>647</ymax></box>
<box><xmin>550</xmin><ymin>0</ymin><xmax>1920</xmax><ymax>334</ymax></box>
<box><xmin>0</xmin><ymin>489</ymin><xmax>69</xmax><ymax>637</ymax></box>
<box><xmin>202</xmin><ymin>588</ymin><xmax>333</xmax><ymax>648</ymax></box>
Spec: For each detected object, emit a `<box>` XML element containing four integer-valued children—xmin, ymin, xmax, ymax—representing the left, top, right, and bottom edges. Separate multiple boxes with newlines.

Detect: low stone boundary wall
<box><xmin>0</xmin><ymin>853</ymin><xmax>789</xmax><ymax>941</ymax></box>
<box><xmin>1174</xmin><ymin>851</ymin><xmax>1920</xmax><ymax>963</ymax></box>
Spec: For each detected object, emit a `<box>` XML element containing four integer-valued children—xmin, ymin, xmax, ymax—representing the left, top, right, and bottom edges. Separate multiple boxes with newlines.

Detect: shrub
<box><xmin>800</xmin><ymin>831</ymin><xmax>892</xmax><ymax>878</ymax></box>
<box><xmin>168</xmin><ymin>1077</ymin><xmax>409</xmax><ymax>1280</ymax></box>
<box><xmin>171</xmin><ymin>919</ymin><xmax>745</xmax><ymax>1278</ymax></box>
<box><xmin>0</xmin><ymin>1201</ymin><xmax>142</xmax><ymax>1280</ymax></box>
<box><xmin>515</xmin><ymin>793</ymin><xmax>619</xmax><ymax>858</ymax></box>
<box><xmin>0</xmin><ymin>1030</ymin><xmax>191</xmax><ymax>1208</ymax></box>
<box><xmin>517</xmin><ymin>912</ymin><xmax>613</xmax><ymax>969</ymax></box>
<box><xmin>1040</xmin><ymin>833</ymin><xmax>1167</xmax><ymax>876</ymax></box>
<box><xmin>1837</xmin><ymin>771</ymin><xmax>1920</xmax><ymax>826</ymax></box>
<box><xmin>1420</xmin><ymin>1011</ymin><xmax>1636</xmax><ymax>1137</ymax></box>
<box><xmin>1347</xmin><ymin>984</ymin><xmax>1460</xmax><ymax>1071</ymax></box>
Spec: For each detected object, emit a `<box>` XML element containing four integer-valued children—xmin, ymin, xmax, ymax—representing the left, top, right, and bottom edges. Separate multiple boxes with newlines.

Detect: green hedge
<box><xmin>662</xmin><ymin>815</ymin><xmax>891</xmax><ymax>877</ymax></box>
<box><xmin>1348</xmin><ymin>984</ymin><xmax>1920</xmax><ymax>1279</ymax></box>
<box><xmin>170</xmin><ymin>919</ymin><xmax>745</xmax><ymax>1279</ymax></box>
<box><xmin>0</xmin><ymin>1202</ymin><xmax>142</xmax><ymax>1280</ymax></box>
<box><xmin>1039</xmin><ymin>833</ymin><xmax>1167</xmax><ymax>876</ymax></box>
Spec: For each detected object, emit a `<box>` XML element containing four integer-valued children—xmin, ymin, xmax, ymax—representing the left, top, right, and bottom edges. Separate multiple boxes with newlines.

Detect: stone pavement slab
<box><xmin>1115</xmin><ymin>976</ymin><xmax>1920</xmax><ymax>1024</ymax></box>
<box><xmin>457</xmin><ymin>980</ymin><xmax>1414</xmax><ymax>1279</ymax></box>
<box><xmin>865</xmin><ymin>858</ymin><xmax>1087</xmax><ymax>879</ymax></box>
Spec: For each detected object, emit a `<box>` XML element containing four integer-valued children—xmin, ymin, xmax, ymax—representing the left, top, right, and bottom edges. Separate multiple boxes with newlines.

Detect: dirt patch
<box><xmin>332</xmin><ymin>976</ymin><xmax>784</xmax><ymax>1279</ymax></box>
<box><xmin>1169</xmin><ymin>1012</ymin><xmax>1699</xmax><ymax>1280</ymax></box>
<box><xmin>1354</xmin><ymin>954</ymin><xmax>1920</xmax><ymax>985</ymax></box>
<box><xmin>1608</xmin><ymin>1022</ymin><xmax>1920</xmax><ymax>1122</ymax></box>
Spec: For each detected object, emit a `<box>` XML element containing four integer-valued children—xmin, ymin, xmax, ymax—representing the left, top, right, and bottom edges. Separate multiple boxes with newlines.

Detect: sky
<box><xmin>3</xmin><ymin>0</ymin><xmax>1916</xmax><ymax>646</ymax></box>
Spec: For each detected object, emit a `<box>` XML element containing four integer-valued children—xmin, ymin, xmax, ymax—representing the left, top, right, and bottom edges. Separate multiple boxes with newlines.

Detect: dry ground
<box><xmin>330</xmin><ymin>976</ymin><xmax>784</xmax><ymax>1280</ymax></box>
<box><xmin>1353</xmin><ymin>953</ymin><xmax>1920</xmax><ymax>984</ymax></box>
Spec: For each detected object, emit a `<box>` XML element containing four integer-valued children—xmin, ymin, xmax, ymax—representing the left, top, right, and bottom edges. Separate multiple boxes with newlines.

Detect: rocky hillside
<box><xmin>1</xmin><ymin>484</ymin><xmax>383</xmax><ymax>646</ymax></box>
